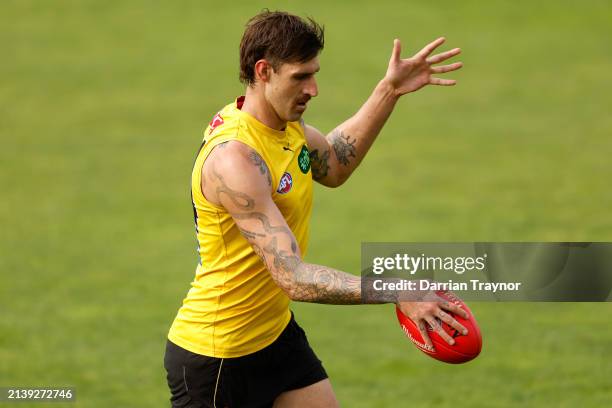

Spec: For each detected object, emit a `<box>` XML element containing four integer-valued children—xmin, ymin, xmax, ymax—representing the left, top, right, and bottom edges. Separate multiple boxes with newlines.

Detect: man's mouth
<box><xmin>296</xmin><ymin>97</ymin><xmax>310</xmax><ymax>107</ymax></box>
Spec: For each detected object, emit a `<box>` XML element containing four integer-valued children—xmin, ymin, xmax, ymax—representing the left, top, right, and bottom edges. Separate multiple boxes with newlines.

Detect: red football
<box><xmin>396</xmin><ymin>291</ymin><xmax>482</xmax><ymax>364</ymax></box>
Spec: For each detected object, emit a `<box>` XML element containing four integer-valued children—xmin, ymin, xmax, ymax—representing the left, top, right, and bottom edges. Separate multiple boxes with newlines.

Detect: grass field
<box><xmin>1</xmin><ymin>1</ymin><xmax>611</xmax><ymax>407</ymax></box>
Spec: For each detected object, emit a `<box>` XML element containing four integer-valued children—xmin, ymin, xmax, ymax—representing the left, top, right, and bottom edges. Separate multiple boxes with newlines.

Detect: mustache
<box><xmin>297</xmin><ymin>96</ymin><xmax>311</xmax><ymax>104</ymax></box>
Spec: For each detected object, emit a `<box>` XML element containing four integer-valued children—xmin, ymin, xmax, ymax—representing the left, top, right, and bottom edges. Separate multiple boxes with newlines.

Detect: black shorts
<box><xmin>164</xmin><ymin>313</ymin><xmax>328</xmax><ymax>408</ymax></box>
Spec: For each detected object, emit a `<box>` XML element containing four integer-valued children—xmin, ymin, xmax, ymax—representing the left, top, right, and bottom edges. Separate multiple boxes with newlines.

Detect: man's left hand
<box><xmin>384</xmin><ymin>37</ymin><xmax>463</xmax><ymax>96</ymax></box>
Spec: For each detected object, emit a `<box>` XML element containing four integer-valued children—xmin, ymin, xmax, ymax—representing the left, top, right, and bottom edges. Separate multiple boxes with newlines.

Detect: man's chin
<box><xmin>286</xmin><ymin>112</ymin><xmax>304</xmax><ymax>123</ymax></box>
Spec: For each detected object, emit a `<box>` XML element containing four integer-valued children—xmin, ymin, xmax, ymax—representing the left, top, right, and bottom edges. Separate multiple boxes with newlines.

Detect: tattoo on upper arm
<box><xmin>329</xmin><ymin>130</ymin><xmax>357</xmax><ymax>166</ymax></box>
<box><xmin>248</xmin><ymin>150</ymin><xmax>272</xmax><ymax>187</ymax></box>
<box><xmin>237</xmin><ymin>227</ymin><xmax>265</xmax><ymax>241</ymax></box>
<box><xmin>233</xmin><ymin>211</ymin><xmax>297</xmax><ymax>252</ymax></box>
<box><xmin>211</xmin><ymin>164</ymin><xmax>254</xmax><ymax>210</ymax></box>
<box><xmin>208</xmin><ymin>144</ymin><xmax>270</xmax><ymax>209</ymax></box>
<box><xmin>309</xmin><ymin>148</ymin><xmax>331</xmax><ymax>180</ymax></box>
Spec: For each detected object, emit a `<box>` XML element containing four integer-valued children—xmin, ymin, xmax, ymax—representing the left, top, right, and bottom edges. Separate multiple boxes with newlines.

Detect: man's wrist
<box><xmin>361</xmin><ymin>276</ymin><xmax>400</xmax><ymax>304</ymax></box>
<box><xmin>378</xmin><ymin>77</ymin><xmax>402</xmax><ymax>100</ymax></box>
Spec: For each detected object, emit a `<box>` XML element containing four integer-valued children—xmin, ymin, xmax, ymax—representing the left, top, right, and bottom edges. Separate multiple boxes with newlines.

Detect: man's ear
<box><xmin>254</xmin><ymin>59</ymin><xmax>272</xmax><ymax>83</ymax></box>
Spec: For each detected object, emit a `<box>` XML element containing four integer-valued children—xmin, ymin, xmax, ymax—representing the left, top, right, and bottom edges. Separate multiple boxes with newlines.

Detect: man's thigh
<box><xmin>273</xmin><ymin>379</ymin><xmax>339</xmax><ymax>408</ymax></box>
<box><xmin>164</xmin><ymin>340</ymin><xmax>225</xmax><ymax>408</ymax></box>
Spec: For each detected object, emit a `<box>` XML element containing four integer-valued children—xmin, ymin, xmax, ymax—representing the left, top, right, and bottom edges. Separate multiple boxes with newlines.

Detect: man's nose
<box><xmin>304</xmin><ymin>78</ymin><xmax>318</xmax><ymax>98</ymax></box>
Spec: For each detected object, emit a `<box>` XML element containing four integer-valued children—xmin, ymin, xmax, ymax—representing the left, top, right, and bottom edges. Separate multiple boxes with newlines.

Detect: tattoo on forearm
<box><xmin>361</xmin><ymin>277</ymin><xmax>399</xmax><ymax>304</ymax></box>
<box><xmin>234</xmin><ymin>203</ymin><xmax>362</xmax><ymax>304</ymax></box>
<box><xmin>264</xmin><ymin>236</ymin><xmax>301</xmax><ymax>274</ymax></box>
<box><xmin>309</xmin><ymin>148</ymin><xmax>331</xmax><ymax>180</ymax></box>
<box><xmin>293</xmin><ymin>263</ymin><xmax>361</xmax><ymax>304</ymax></box>
<box><xmin>263</xmin><ymin>233</ymin><xmax>362</xmax><ymax>304</ymax></box>
<box><xmin>251</xmin><ymin>243</ymin><xmax>268</xmax><ymax>266</ymax></box>
<box><xmin>248</xmin><ymin>150</ymin><xmax>272</xmax><ymax>187</ymax></box>
<box><xmin>329</xmin><ymin>130</ymin><xmax>357</xmax><ymax>166</ymax></box>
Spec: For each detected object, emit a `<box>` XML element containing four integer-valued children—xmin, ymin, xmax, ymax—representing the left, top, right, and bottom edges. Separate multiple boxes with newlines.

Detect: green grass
<box><xmin>1</xmin><ymin>1</ymin><xmax>611</xmax><ymax>407</ymax></box>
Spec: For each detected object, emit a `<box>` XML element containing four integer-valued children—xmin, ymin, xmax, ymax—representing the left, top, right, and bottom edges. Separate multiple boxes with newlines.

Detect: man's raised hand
<box><xmin>384</xmin><ymin>37</ymin><xmax>463</xmax><ymax>96</ymax></box>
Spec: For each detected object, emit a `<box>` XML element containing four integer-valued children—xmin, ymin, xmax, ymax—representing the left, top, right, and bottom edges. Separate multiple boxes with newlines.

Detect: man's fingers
<box><xmin>427</xmin><ymin>48</ymin><xmax>461</xmax><ymax>64</ymax></box>
<box><xmin>417</xmin><ymin>320</ymin><xmax>435</xmax><ymax>351</ymax></box>
<box><xmin>430</xmin><ymin>61</ymin><xmax>463</xmax><ymax>74</ymax></box>
<box><xmin>430</xmin><ymin>77</ymin><xmax>457</xmax><ymax>86</ymax></box>
<box><xmin>391</xmin><ymin>38</ymin><xmax>402</xmax><ymax>62</ymax></box>
<box><xmin>438</xmin><ymin>299</ymin><xmax>469</xmax><ymax>319</ymax></box>
<box><xmin>415</xmin><ymin>37</ymin><xmax>446</xmax><ymax>59</ymax></box>
<box><xmin>437</xmin><ymin>309</ymin><xmax>468</xmax><ymax>335</ymax></box>
<box><xmin>426</xmin><ymin>316</ymin><xmax>455</xmax><ymax>345</ymax></box>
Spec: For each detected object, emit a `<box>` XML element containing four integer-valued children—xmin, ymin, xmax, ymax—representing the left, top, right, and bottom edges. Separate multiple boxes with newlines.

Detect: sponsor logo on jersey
<box><xmin>208</xmin><ymin>113</ymin><xmax>224</xmax><ymax>135</ymax></box>
<box><xmin>277</xmin><ymin>172</ymin><xmax>293</xmax><ymax>194</ymax></box>
<box><xmin>298</xmin><ymin>145</ymin><xmax>311</xmax><ymax>173</ymax></box>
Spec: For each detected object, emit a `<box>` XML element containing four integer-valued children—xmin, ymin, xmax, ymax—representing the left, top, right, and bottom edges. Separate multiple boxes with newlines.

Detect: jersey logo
<box><xmin>208</xmin><ymin>113</ymin><xmax>224</xmax><ymax>135</ymax></box>
<box><xmin>298</xmin><ymin>145</ymin><xmax>310</xmax><ymax>174</ymax></box>
<box><xmin>277</xmin><ymin>172</ymin><xmax>293</xmax><ymax>194</ymax></box>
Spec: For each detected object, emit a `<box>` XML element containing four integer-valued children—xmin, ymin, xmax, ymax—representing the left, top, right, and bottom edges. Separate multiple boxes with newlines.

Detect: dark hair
<box><xmin>239</xmin><ymin>10</ymin><xmax>324</xmax><ymax>86</ymax></box>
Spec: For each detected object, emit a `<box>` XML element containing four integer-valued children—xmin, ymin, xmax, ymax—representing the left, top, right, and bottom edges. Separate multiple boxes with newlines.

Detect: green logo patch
<box><xmin>298</xmin><ymin>145</ymin><xmax>311</xmax><ymax>174</ymax></box>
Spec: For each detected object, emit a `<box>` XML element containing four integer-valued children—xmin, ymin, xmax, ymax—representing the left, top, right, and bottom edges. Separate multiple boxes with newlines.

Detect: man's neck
<box><xmin>241</xmin><ymin>87</ymin><xmax>286</xmax><ymax>131</ymax></box>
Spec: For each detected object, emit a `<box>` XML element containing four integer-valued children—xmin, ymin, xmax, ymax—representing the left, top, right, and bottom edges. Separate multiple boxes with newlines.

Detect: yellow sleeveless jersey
<box><xmin>168</xmin><ymin>96</ymin><xmax>313</xmax><ymax>358</ymax></box>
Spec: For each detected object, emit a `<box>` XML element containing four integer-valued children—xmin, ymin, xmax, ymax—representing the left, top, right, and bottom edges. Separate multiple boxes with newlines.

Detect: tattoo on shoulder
<box><xmin>309</xmin><ymin>148</ymin><xmax>331</xmax><ymax>180</ymax></box>
<box><xmin>330</xmin><ymin>130</ymin><xmax>357</xmax><ymax>166</ymax></box>
<box><xmin>248</xmin><ymin>150</ymin><xmax>272</xmax><ymax>187</ymax></box>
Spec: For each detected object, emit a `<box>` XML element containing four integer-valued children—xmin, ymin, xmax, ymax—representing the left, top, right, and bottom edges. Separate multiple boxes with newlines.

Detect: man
<box><xmin>165</xmin><ymin>10</ymin><xmax>467</xmax><ymax>408</ymax></box>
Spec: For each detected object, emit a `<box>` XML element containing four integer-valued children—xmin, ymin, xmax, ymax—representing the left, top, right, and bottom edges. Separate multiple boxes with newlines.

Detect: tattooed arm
<box><xmin>202</xmin><ymin>142</ymin><xmax>469</xmax><ymax>342</ymax></box>
<box><xmin>201</xmin><ymin>141</ymin><xmax>469</xmax><ymax>345</ymax></box>
<box><xmin>202</xmin><ymin>141</ymin><xmax>383</xmax><ymax>304</ymax></box>
<box><xmin>303</xmin><ymin>81</ymin><xmax>398</xmax><ymax>187</ymax></box>
<box><xmin>305</xmin><ymin>38</ymin><xmax>462</xmax><ymax>187</ymax></box>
